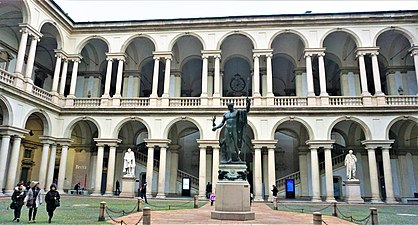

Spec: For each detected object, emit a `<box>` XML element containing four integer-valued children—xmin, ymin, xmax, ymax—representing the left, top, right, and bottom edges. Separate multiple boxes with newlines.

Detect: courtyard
<box><xmin>1</xmin><ymin>196</ymin><xmax>417</xmax><ymax>224</ymax></box>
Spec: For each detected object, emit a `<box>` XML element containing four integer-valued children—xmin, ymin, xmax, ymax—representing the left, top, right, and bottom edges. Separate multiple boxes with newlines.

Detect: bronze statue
<box><xmin>212</xmin><ymin>97</ymin><xmax>251</xmax><ymax>163</ymax></box>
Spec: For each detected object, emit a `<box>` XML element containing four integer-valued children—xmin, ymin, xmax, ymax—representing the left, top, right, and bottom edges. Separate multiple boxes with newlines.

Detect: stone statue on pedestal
<box><xmin>123</xmin><ymin>148</ymin><xmax>136</xmax><ymax>177</ymax></box>
<box><xmin>344</xmin><ymin>149</ymin><xmax>357</xmax><ymax>180</ymax></box>
<box><xmin>212</xmin><ymin>97</ymin><xmax>251</xmax><ymax>164</ymax></box>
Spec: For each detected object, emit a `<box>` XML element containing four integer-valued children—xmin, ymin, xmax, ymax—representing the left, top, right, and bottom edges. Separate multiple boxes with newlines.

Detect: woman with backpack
<box><xmin>24</xmin><ymin>181</ymin><xmax>42</xmax><ymax>223</ymax></box>
<box><xmin>11</xmin><ymin>182</ymin><xmax>26</xmax><ymax>222</ymax></box>
<box><xmin>45</xmin><ymin>183</ymin><xmax>60</xmax><ymax>223</ymax></box>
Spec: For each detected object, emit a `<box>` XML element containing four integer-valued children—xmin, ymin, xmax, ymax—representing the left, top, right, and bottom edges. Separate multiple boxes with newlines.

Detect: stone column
<box><xmin>58</xmin><ymin>59</ymin><xmax>68</xmax><ymax>95</ymax></box>
<box><xmin>213</xmin><ymin>55</ymin><xmax>221</xmax><ymax>97</ymax></box>
<box><xmin>356</xmin><ymin>53</ymin><xmax>370</xmax><ymax>95</ymax></box>
<box><xmin>254</xmin><ymin>147</ymin><xmax>263</xmax><ymax>201</ymax></box>
<box><xmin>51</xmin><ymin>54</ymin><xmax>62</xmax><ymax>94</ymax></box>
<box><xmin>212</xmin><ymin>146</ymin><xmax>219</xmax><ymax>193</ymax></box>
<box><xmin>305</xmin><ymin>53</ymin><xmax>315</xmax><ymax>96</ymax></box>
<box><xmin>0</xmin><ymin>135</ymin><xmax>11</xmax><ymax>193</ymax></box>
<box><xmin>114</xmin><ymin>58</ymin><xmax>125</xmax><ymax>98</ymax></box>
<box><xmin>201</xmin><ymin>55</ymin><xmax>209</xmax><ymax>97</ymax></box>
<box><xmin>102</xmin><ymin>57</ymin><xmax>113</xmax><ymax>97</ymax></box>
<box><xmin>382</xmin><ymin>147</ymin><xmax>396</xmax><ymax>203</ymax></box>
<box><xmin>146</xmin><ymin>146</ymin><xmax>154</xmax><ymax>198</ymax></box>
<box><xmin>324</xmin><ymin>148</ymin><xmax>335</xmax><ymax>202</ymax></box>
<box><xmin>162</xmin><ymin>56</ymin><xmax>172</xmax><ymax>98</ymax></box>
<box><xmin>57</xmin><ymin>144</ymin><xmax>69</xmax><ymax>193</ymax></box>
<box><xmin>262</xmin><ymin>151</ymin><xmax>268</xmax><ymax>199</ymax></box>
<box><xmin>318</xmin><ymin>53</ymin><xmax>328</xmax><ymax>96</ymax></box>
<box><xmin>92</xmin><ymin>145</ymin><xmax>104</xmax><ymax>195</ymax></box>
<box><xmin>14</xmin><ymin>28</ymin><xmax>29</xmax><ymax>74</ymax></box>
<box><xmin>24</xmin><ymin>35</ymin><xmax>40</xmax><ymax>80</ymax></box>
<box><xmin>268</xmin><ymin>147</ymin><xmax>276</xmax><ymax>201</ymax></box>
<box><xmin>68</xmin><ymin>58</ymin><xmax>80</xmax><ymax>97</ymax></box>
<box><xmin>198</xmin><ymin>146</ymin><xmax>206</xmax><ymax>199</ymax></box>
<box><xmin>410</xmin><ymin>48</ymin><xmax>418</xmax><ymax>87</ymax></box>
<box><xmin>5</xmin><ymin>136</ymin><xmax>22</xmax><ymax>194</ymax></box>
<box><xmin>105</xmin><ymin>145</ymin><xmax>117</xmax><ymax>195</ymax></box>
<box><xmin>38</xmin><ymin>141</ymin><xmax>51</xmax><ymax>190</ymax></box>
<box><xmin>266</xmin><ymin>54</ymin><xmax>274</xmax><ymax>97</ymax></box>
<box><xmin>298</xmin><ymin>149</ymin><xmax>309</xmax><ymax>198</ymax></box>
<box><xmin>157</xmin><ymin>146</ymin><xmax>168</xmax><ymax>198</ymax></box>
<box><xmin>150</xmin><ymin>57</ymin><xmax>160</xmax><ymax>98</ymax></box>
<box><xmin>366</xmin><ymin>147</ymin><xmax>382</xmax><ymax>203</ymax></box>
<box><xmin>169</xmin><ymin>146</ymin><xmax>179</xmax><ymax>195</ymax></box>
<box><xmin>253</xmin><ymin>55</ymin><xmax>261</xmax><ymax>97</ymax></box>
<box><xmin>370</xmin><ymin>52</ymin><xmax>383</xmax><ymax>95</ymax></box>
<box><xmin>310</xmin><ymin>147</ymin><xmax>321</xmax><ymax>202</ymax></box>
<box><xmin>46</xmin><ymin>144</ymin><xmax>57</xmax><ymax>189</ymax></box>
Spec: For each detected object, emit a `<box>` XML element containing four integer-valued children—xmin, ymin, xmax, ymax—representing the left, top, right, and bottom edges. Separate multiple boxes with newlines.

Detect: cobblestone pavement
<box><xmin>110</xmin><ymin>203</ymin><xmax>354</xmax><ymax>224</ymax></box>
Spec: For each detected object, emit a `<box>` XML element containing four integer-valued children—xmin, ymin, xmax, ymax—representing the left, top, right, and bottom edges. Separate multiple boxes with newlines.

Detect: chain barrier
<box><xmin>322</xmin><ymin>219</ymin><xmax>329</xmax><ymax>225</ymax></box>
<box><xmin>276</xmin><ymin>201</ymin><xmax>333</xmax><ymax>213</ymax></box>
<box><xmin>145</xmin><ymin>199</ymin><xmax>194</xmax><ymax>210</ymax></box>
<box><xmin>335</xmin><ymin>205</ymin><xmax>371</xmax><ymax>225</ymax></box>
<box><xmin>105</xmin><ymin>206</ymin><xmax>144</xmax><ymax>225</ymax></box>
<box><xmin>105</xmin><ymin>207</ymin><xmax>128</xmax><ymax>225</ymax></box>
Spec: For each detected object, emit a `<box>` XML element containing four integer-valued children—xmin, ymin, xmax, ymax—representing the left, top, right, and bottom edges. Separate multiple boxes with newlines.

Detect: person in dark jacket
<box><xmin>11</xmin><ymin>182</ymin><xmax>26</xmax><ymax>222</ymax></box>
<box><xmin>140</xmin><ymin>182</ymin><xmax>148</xmax><ymax>203</ymax></box>
<box><xmin>24</xmin><ymin>181</ymin><xmax>42</xmax><ymax>223</ymax></box>
<box><xmin>45</xmin><ymin>183</ymin><xmax>60</xmax><ymax>223</ymax></box>
<box><xmin>271</xmin><ymin>185</ymin><xmax>278</xmax><ymax>198</ymax></box>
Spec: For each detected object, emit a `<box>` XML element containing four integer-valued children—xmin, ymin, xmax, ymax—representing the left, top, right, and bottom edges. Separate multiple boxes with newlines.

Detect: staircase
<box><xmin>275</xmin><ymin>153</ymin><xmax>346</xmax><ymax>191</ymax></box>
<box><xmin>135</xmin><ymin>151</ymin><xmax>199</xmax><ymax>191</ymax></box>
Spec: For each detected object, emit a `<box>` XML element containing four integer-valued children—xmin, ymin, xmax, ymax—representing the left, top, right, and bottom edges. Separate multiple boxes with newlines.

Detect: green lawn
<box><xmin>0</xmin><ymin>196</ymin><xmax>206</xmax><ymax>225</ymax></box>
<box><xmin>268</xmin><ymin>202</ymin><xmax>418</xmax><ymax>225</ymax></box>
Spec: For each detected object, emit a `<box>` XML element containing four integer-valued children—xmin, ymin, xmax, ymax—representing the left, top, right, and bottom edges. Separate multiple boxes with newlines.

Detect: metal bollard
<box><xmin>194</xmin><ymin>195</ymin><xmax>199</xmax><ymax>208</ymax></box>
<box><xmin>273</xmin><ymin>197</ymin><xmax>278</xmax><ymax>210</ymax></box>
<box><xmin>98</xmin><ymin>201</ymin><xmax>106</xmax><ymax>221</ymax></box>
<box><xmin>137</xmin><ymin>198</ymin><xmax>143</xmax><ymax>212</ymax></box>
<box><xmin>370</xmin><ymin>208</ymin><xmax>378</xmax><ymax>225</ymax></box>
<box><xmin>143</xmin><ymin>207</ymin><xmax>151</xmax><ymax>225</ymax></box>
<box><xmin>332</xmin><ymin>202</ymin><xmax>337</xmax><ymax>217</ymax></box>
<box><xmin>313</xmin><ymin>212</ymin><xmax>322</xmax><ymax>225</ymax></box>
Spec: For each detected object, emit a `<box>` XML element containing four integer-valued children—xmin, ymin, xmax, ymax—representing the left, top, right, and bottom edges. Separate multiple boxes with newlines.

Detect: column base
<box><xmin>311</xmin><ymin>197</ymin><xmax>322</xmax><ymax>202</ymax></box>
<box><xmin>91</xmin><ymin>192</ymin><xmax>103</xmax><ymax>196</ymax></box>
<box><xmin>4</xmin><ymin>190</ymin><xmax>13</xmax><ymax>196</ymax></box>
<box><xmin>146</xmin><ymin>193</ymin><xmax>153</xmax><ymax>199</ymax></box>
<box><xmin>156</xmin><ymin>193</ymin><xmax>166</xmax><ymax>199</ymax></box>
<box><xmin>57</xmin><ymin>190</ymin><xmax>67</xmax><ymax>195</ymax></box>
<box><xmin>198</xmin><ymin>195</ymin><xmax>207</xmax><ymax>200</ymax></box>
<box><xmin>103</xmin><ymin>192</ymin><xmax>114</xmax><ymax>196</ymax></box>
<box><xmin>254</xmin><ymin>196</ymin><xmax>264</xmax><ymax>202</ymax></box>
<box><xmin>369</xmin><ymin>198</ymin><xmax>384</xmax><ymax>204</ymax></box>
<box><xmin>325</xmin><ymin>197</ymin><xmax>337</xmax><ymax>203</ymax></box>
<box><xmin>385</xmin><ymin>198</ymin><xmax>398</xmax><ymax>204</ymax></box>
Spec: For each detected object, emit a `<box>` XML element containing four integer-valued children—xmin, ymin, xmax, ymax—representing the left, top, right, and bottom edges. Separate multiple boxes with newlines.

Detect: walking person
<box><xmin>24</xmin><ymin>181</ymin><xmax>42</xmax><ymax>223</ymax></box>
<box><xmin>271</xmin><ymin>184</ymin><xmax>278</xmax><ymax>203</ymax></box>
<box><xmin>209</xmin><ymin>192</ymin><xmax>216</xmax><ymax>206</ymax></box>
<box><xmin>11</xmin><ymin>182</ymin><xmax>26</xmax><ymax>222</ymax></box>
<box><xmin>205</xmin><ymin>182</ymin><xmax>212</xmax><ymax>199</ymax></box>
<box><xmin>141</xmin><ymin>182</ymin><xmax>148</xmax><ymax>203</ymax></box>
<box><xmin>45</xmin><ymin>183</ymin><xmax>60</xmax><ymax>223</ymax></box>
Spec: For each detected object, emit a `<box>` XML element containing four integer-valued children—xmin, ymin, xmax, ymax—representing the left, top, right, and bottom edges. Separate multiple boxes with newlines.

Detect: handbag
<box><xmin>10</xmin><ymin>202</ymin><xmax>16</xmax><ymax>210</ymax></box>
<box><xmin>54</xmin><ymin>199</ymin><xmax>60</xmax><ymax>207</ymax></box>
<box><xmin>26</xmin><ymin>199</ymin><xmax>34</xmax><ymax>207</ymax></box>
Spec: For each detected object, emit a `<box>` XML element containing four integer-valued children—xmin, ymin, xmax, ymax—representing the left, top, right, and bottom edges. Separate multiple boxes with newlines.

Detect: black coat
<box><xmin>11</xmin><ymin>187</ymin><xmax>26</xmax><ymax>206</ymax></box>
<box><xmin>45</xmin><ymin>190</ymin><xmax>60</xmax><ymax>212</ymax></box>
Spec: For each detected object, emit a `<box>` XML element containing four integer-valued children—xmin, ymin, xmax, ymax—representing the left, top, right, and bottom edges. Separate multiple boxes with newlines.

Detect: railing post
<box><xmin>370</xmin><ymin>208</ymin><xmax>378</xmax><ymax>225</ymax></box>
<box><xmin>138</xmin><ymin>198</ymin><xmax>143</xmax><ymax>212</ymax></box>
<box><xmin>98</xmin><ymin>201</ymin><xmax>106</xmax><ymax>221</ymax></box>
<box><xmin>332</xmin><ymin>202</ymin><xmax>337</xmax><ymax>217</ymax></box>
<box><xmin>313</xmin><ymin>212</ymin><xmax>322</xmax><ymax>225</ymax></box>
<box><xmin>143</xmin><ymin>207</ymin><xmax>151</xmax><ymax>225</ymax></box>
<box><xmin>194</xmin><ymin>195</ymin><xmax>199</xmax><ymax>208</ymax></box>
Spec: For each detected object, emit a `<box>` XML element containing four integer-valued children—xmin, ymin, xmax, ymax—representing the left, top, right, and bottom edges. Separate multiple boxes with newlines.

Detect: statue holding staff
<box><xmin>344</xmin><ymin>149</ymin><xmax>357</xmax><ymax>180</ymax></box>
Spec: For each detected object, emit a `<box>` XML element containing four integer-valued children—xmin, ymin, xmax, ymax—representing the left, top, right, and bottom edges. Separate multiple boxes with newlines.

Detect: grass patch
<box><xmin>267</xmin><ymin>202</ymin><xmax>418</xmax><ymax>225</ymax></box>
<box><xmin>0</xmin><ymin>196</ymin><xmax>206</xmax><ymax>225</ymax></box>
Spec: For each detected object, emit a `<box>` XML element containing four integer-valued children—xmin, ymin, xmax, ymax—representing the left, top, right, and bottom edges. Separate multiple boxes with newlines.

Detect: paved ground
<box><xmin>111</xmin><ymin>203</ymin><xmax>354</xmax><ymax>224</ymax></box>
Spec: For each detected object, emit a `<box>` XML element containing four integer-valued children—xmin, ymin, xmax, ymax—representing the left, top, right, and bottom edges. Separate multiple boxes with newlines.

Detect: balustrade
<box><xmin>0</xmin><ymin>68</ymin><xmax>15</xmax><ymax>85</ymax></box>
<box><xmin>274</xmin><ymin>97</ymin><xmax>308</xmax><ymax>106</ymax></box>
<box><xmin>329</xmin><ymin>96</ymin><xmax>363</xmax><ymax>106</ymax></box>
<box><xmin>32</xmin><ymin>85</ymin><xmax>52</xmax><ymax>102</ymax></box>
<box><xmin>386</xmin><ymin>95</ymin><xmax>418</xmax><ymax>105</ymax></box>
<box><xmin>121</xmin><ymin>98</ymin><xmax>150</xmax><ymax>107</ymax></box>
<box><xmin>169</xmin><ymin>97</ymin><xmax>201</xmax><ymax>107</ymax></box>
<box><xmin>73</xmin><ymin>98</ymin><xmax>101</xmax><ymax>107</ymax></box>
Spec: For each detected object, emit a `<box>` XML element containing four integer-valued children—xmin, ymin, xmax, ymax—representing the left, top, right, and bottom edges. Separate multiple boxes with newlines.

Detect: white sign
<box><xmin>182</xmin><ymin>178</ymin><xmax>190</xmax><ymax>190</ymax></box>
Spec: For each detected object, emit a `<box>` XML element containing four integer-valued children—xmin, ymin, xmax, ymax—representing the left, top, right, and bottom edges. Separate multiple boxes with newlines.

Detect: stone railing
<box><xmin>221</xmin><ymin>97</ymin><xmax>252</xmax><ymax>107</ymax></box>
<box><xmin>276</xmin><ymin>171</ymin><xmax>300</xmax><ymax>191</ymax></box>
<box><xmin>73</xmin><ymin>98</ymin><xmax>101</xmax><ymax>107</ymax></box>
<box><xmin>32</xmin><ymin>85</ymin><xmax>52</xmax><ymax>102</ymax></box>
<box><xmin>120</xmin><ymin>98</ymin><xmax>150</xmax><ymax>107</ymax></box>
<box><xmin>177</xmin><ymin>169</ymin><xmax>199</xmax><ymax>188</ymax></box>
<box><xmin>169</xmin><ymin>97</ymin><xmax>201</xmax><ymax>107</ymax></box>
<box><xmin>329</xmin><ymin>96</ymin><xmax>363</xmax><ymax>106</ymax></box>
<box><xmin>274</xmin><ymin>97</ymin><xmax>308</xmax><ymax>106</ymax></box>
<box><xmin>0</xmin><ymin>68</ymin><xmax>15</xmax><ymax>85</ymax></box>
<box><xmin>386</xmin><ymin>95</ymin><xmax>418</xmax><ymax>105</ymax></box>
<box><xmin>319</xmin><ymin>153</ymin><xmax>346</xmax><ymax>172</ymax></box>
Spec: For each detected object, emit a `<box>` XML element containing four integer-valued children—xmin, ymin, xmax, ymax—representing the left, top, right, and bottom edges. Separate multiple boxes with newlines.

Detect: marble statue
<box><xmin>344</xmin><ymin>149</ymin><xmax>357</xmax><ymax>180</ymax></box>
<box><xmin>123</xmin><ymin>148</ymin><xmax>136</xmax><ymax>176</ymax></box>
<box><xmin>212</xmin><ymin>97</ymin><xmax>251</xmax><ymax>163</ymax></box>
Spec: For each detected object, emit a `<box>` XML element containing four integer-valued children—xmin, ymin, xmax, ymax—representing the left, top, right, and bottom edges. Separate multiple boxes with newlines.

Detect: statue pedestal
<box><xmin>211</xmin><ymin>164</ymin><xmax>255</xmax><ymax>221</ymax></box>
<box><xmin>120</xmin><ymin>175</ymin><xmax>136</xmax><ymax>198</ymax></box>
<box><xmin>344</xmin><ymin>179</ymin><xmax>363</xmax><ymax>203</ymax></box>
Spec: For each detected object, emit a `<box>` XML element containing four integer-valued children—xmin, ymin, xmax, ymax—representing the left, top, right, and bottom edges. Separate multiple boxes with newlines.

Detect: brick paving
<box><xmin>110</xmin><ymin>203</ymin><xmax>354</xmax><ymax>224</ymax></box>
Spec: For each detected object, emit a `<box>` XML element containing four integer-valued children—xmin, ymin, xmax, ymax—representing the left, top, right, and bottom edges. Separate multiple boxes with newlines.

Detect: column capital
<box><xmin>153</xmin><ymin>51</ymin><xmax>173</xmax><ymax>59</ymax></box>
<box><xmin>18</xmin><ymin>23</ymin><xmax>43</xmax><ymax>39</ymax></box>
<box><xmin>0</xmin><ymin>125</ymin><xmax>29</xmax><ymax>137</ymax></box>
<box><xmin>39</xmin><ymin>136</ymin><xmax>56</xmax><ymax>145</ymax></box>
<box><xmin>54</xmin><ymin>49</ymin><xmax>69</xmax><ymax>59</ymax></box>
<box><xmin>68</xmin><ymin>54</ymin><xmax>83</xmax><ymax>63</ymax></box>
<box><xmin>304</xmin><ymin>48</ymin><xmax>326</xmax><ymax>57</ymax></box>
<box><xmin>201</xmin><ymin>50</ymin><xmax>221</xmax><ymax>58</ymax></box>
<box><xmin>106</xmin><ymin>53</ymin><xmax>126</xmax><ymax>61</ymax></box>
<box><xmin>361</xmin><ymin>140</ymin><xmax>394</xmax><ymax>149</ymax></box>
<box><xmin>55</xmin><ymin>138</ymin><xmax>73</xmax><ymax>146</ymax></box>
<box><xmin>305</xmin><ymin>140</ymin><xmax>335</xmax><ymax>149</ymax></box>
<box><xmin>145</xmin><ymin>138</ymin><xmax>171</xmax><ymax>148</ymax></box>
<box><xmin>409</xmin><ymin>46</ymin><xmax>418</xmax><ymax>56</ymax></box>
<box><xmin>355</xmin><ymin>47</ymin><xmax>379</xmax><ymax>56</ymax></box>
<box><xmin>196</xmin><ymin>139</ymin><xmax>219</xmax><ymax>148</ymax></box>
<box><xmin>168</xmin><ymin>144</ymin><xmax>181</xmax><ymax>153</ymax></box>
<box><xmin>252</xmin><ymin>49</ymin><xmax>273</xmax><ymax>57</ymax></box>
<box><xmin>251</xmin><ymin>140</ymin><xmax>277</xmax><ymax>149</ymax></box>
<box><xmin>93</xmin><ymin>138</ymin><xmax>122</xmax><ymax>147</ymax></box>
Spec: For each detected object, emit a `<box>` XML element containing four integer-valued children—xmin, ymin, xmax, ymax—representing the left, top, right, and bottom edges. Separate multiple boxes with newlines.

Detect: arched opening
<box><xmin>376</xmin><ymin>30</ymin><xmax>416</xmax><ymax>95</ymax></box>
<box><xmin>123</xmin><ymin>37</ymin><xmax>156</xmax><ymax>97</ymax></box>
<box><xmin>220</xmin><ymin>34</ymin><xmax>254</xmax><ymax>97</ymax></box>
<box><xmin>77</xmin><ymin>39</ymin><xmax>109</xmax><ymax>97</ymax></box>
<box><xmin>171</xmin><ymin>35</ymin><xmax>203</xmax><ymax>97</ymax></box>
